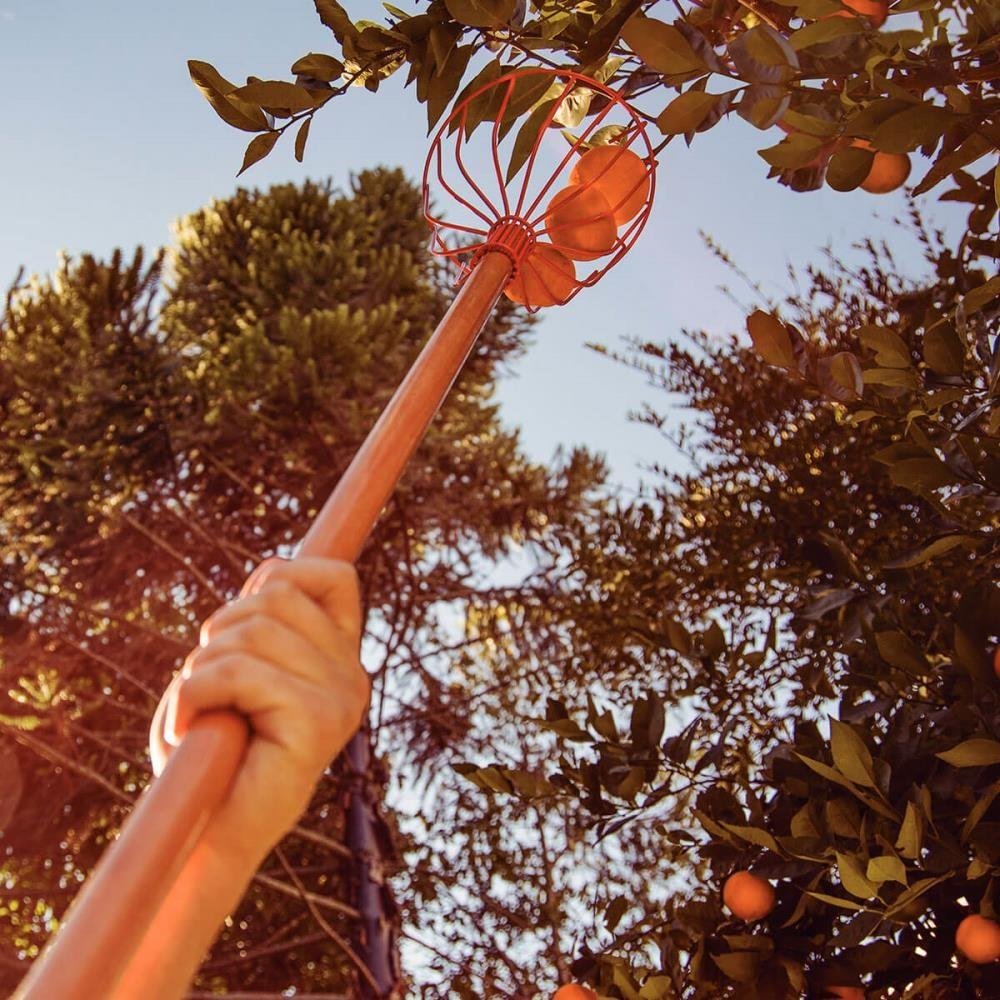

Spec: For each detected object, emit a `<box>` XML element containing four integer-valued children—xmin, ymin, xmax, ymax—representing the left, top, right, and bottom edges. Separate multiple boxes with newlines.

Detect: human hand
<box><xmin>150</xmin><ymin>556</ymin><xmax>369</xmax><ymax>867</ymax></box>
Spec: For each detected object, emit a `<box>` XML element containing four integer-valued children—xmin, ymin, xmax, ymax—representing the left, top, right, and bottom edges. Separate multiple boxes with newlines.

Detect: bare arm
<box><xmin>109</xmin><ymin>557</ymin><xmax>368</xmax><ymax>1000</ymax></box>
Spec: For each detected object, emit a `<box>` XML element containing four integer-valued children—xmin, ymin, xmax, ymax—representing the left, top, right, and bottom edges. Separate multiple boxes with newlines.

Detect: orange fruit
<box><xmin>554</xmin><ymin>986</ymin><xmax>598</xmax><ymax>1000</ymax></box>
<box><xmin>569</xmin><ymin>145</ymin><xmax>650</xmax><ymax>225</ymax></box>
<box><xmin>993</xmin><ymin>645</ymin><xmax>999</xmax><ymax>677</ymax></box>
<box><xmin>956</xmin><ymin>914</ymin><xmax>1000</xmax><ymax>963</ymax></box>
<box><xmin>722</xmin><ymin>870</ymin><xmax>775</xmax><ymax>921</ymax></box>
<box><xmin>503</xmin><ymin>244</ymin><xmax>577</xmax><ymax>308</ymax></box>
<box><xmin>825</xmin><ymin>988</ymin><xmax>865</xmax><ymax>999</ymax></box>
<box><xmin>842</xmin><ymin>0</ymin><xmax>888</xmax><ymax>25</ymax></box>
<box><xmin>544</xmin><ymin>184</ymin><xmax>617</xmax><ymax>261</ymax></box>
<box><xmin>852</xmin><ymin>140</ymin><xmax>911</xmax><ymax>194</ymax></box>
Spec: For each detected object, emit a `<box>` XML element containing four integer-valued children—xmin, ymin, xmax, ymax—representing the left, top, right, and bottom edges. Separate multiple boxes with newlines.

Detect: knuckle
<box><xmin>210</xmin><ymin>655</ymin><xmax>242</xmax><ymax>687</ymax></box>
<box><xmin>236</xmin><ymin>618</ymin><xmax>269</xmax><ymax>647</ymax></box>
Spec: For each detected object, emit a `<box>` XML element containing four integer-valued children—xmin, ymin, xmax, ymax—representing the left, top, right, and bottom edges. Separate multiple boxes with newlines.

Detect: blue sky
<box><xmin>0</xmin><ymin>0</ymin><xmax>964</xmax><ymax>489</ymax></box>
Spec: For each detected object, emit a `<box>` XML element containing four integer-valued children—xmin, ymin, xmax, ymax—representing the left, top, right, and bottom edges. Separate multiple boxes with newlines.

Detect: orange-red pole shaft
<box><xmin>13</xmin><ymin>251</ymin><xmax>512</xmax><ymax>1000</ymax></box>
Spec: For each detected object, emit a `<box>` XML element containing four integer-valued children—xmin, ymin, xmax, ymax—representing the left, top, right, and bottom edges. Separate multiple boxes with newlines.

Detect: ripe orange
<box><xmin>825</xmin><ymin>988</ymin><xmax>865</xmax><ymax>999</ymax></box>
<box><xmin>956</xmin><ymin>913</ymin><xmax>1000</xmax><ymax>964</ymax></box>
<box><xmin>544</xmin><ymin>184</ymin><xmax>617</xmax><ymax>260</ymax></box>
<box><xmin>993</xmin><ymin>645</ymin><xmax>999</xmax><ymax>677</ymax></box>
<box><xmin>554</xmin><ymin>986</ymin><xmax>598</xmax><ymax>1000</ymax></box>
<box><xmin>722</xmin><ymin>870</ymin><xmax>775</xmax><ymax>921</ymax></box>
<box><xmin>852</xmin><ymin>140</ymin><xmax>911</xmax><ymax>194</ymax></box>
<box><xmin>503</xmin><ymin>243</ymin><xmax>577</xmax><ymax>309</ymax></box>
<box><xmin>568</xmin><ymin>145</ymin><xmax>650</xmax><ymax>225</ymax></box>
<box><xmin>842</xmin><ymin>0</ymin><xmax>888</xmax><ymax>25</ymax></box>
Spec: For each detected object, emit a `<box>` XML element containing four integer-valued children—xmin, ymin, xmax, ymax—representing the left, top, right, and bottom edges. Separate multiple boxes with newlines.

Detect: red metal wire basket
<box><xmin>422</xmin><ymin>67</ymin><xmax>656</xmax><ymax>312</ymax></box>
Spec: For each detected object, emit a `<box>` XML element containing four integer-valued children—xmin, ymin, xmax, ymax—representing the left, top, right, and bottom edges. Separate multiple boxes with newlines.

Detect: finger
<box><xmin>192</xmin><ymin>613</ymin><xmax>340</xmax><ymax>691</ymax></box>
<box><xmin>246</xmin><ymin>557</ymin><xmax>362</xmax><ymax>639</ymax></box>
<box><xmin>239</xmin><ymin>556</ymin><xmax>288</xmax><ymax>600</ymax></box>
<box><xmin>200</xmin><ymin>583</ymin><xmax>353</xmax><ymax>673</ymax></box>
<box><xmin>167</xmin><ymin>653</ymin><xmax>366</xmax><ymax>760</ymax></box>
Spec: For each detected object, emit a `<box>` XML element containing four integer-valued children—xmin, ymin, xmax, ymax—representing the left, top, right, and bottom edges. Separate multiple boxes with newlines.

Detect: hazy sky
<box><xmin>0</xmin><ymin>1</ymin><xmax>964</xmax><ymax>488</ymax></box>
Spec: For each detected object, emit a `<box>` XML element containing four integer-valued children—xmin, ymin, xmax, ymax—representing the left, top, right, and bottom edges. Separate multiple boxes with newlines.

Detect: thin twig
<box><xmin>274</xmin><ymin>845</ymin><xmax>379</xmax><ymax>995</ymax></box>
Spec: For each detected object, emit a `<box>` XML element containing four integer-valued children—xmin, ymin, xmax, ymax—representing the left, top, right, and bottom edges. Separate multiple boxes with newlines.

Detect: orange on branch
<box><xmin>852</xmin><ymin>140</ymin><xmax>911</xmax><ymax>194</ymax></box>
<box><xmin>544</xmin><ymin>183</ymin><xmax>617</xmax><ymax>261</ymax></box>
<box><xmin>554</xmin><ymin>985</ymin><xmax>598</xmax><ymax>1000</ymax></box>
<box><xmin>503</xmin><ymin>243</ymin><xmax>577</xmax><ymax>309</ymax></box>
<box><xmin>569</xmin><ymin>144</ymin><xmax>650</xmax><ymax>225</ymax></box>
<box><xmin>842</xmin><ymin>0</ymin><xmax>888</xmax><ymax>25</ymax></box>
<box><xmin>956</xmin><ymin>914</ymin><xmax>1000</xmax><ymax>964</ymax></box>
<box><xmin>722</xmin><ymin>870</ymin><xmax>775</xmax><ymax>921</ymax></box>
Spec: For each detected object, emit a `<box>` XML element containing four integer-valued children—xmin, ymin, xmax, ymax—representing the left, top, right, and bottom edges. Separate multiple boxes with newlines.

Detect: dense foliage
<box><xmin>194</xmin><ymin>0</ymin><xmax>995</xmax><ymax>226</ymax></box>
<box><xmin>462</xmin><ymin>223</ymin><xmax>999</xmax><ymax>996</ymax></box>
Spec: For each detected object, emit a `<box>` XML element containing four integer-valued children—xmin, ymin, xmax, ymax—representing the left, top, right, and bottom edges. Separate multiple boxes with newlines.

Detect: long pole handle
<box><xmin>13</xmin><ymin>251</ymin><xmax>512</xmax><ymax>1000</ymax></box>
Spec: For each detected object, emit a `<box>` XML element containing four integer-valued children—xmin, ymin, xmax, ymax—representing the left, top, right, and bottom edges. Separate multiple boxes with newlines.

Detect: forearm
<box><xmin>108</xmin><ymin>836</ymin><xmax>261</xmax><ymax>1000</ymax></box>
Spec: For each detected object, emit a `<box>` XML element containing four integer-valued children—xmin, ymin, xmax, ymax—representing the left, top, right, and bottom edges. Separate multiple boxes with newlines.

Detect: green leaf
<box><xmin>867</xmin><ymin>854</ymin><xmax>907</xmax><ymax>887</ymax></box>
<box><xmin>747</xmin><ymin>310</ymin><xmax>795</xmax><ymax>367</ymax></box>
<box><xmin>657</xmin><ymin>91</ymin><xmax>722</xmax><ymax>135</ymax></box>
<box><xmin>806</xmin><ymin>890</ymin><xmax>863</xmax><ymax>911</ymax></box>
<box><xmin>963</xmin><ymin>276</ymin><xmax>1000</xmax><ymax>314</ymax></box>
<box><xmin>859</xmin><ymin>325</ymin><xmax>911</xmax><ymax>367</ymax></box>
<box><xmin>721</xmin><ymin>823</ymin><xmax>781</xmax><ymax>853</ymax></box>
<box><xmin>836</xmin><ymin>851</ymin><xmax>878</xmax><ymax>899</ymax></box>
<box><xmin>885</xmin><ymin>876</ymin><xmax>944</xmax><ymax>918</ymax></box>
<box><xmin>233</xmin><ymin>80</ymin><xmax>321</xmax><ymax>112</ymax></box>
<box><xmin>621</xmin><ymin>15</ymin><xmax>704</xmax><ymax>75</ymax></box>
<box><xmin>826</xmin><ymin>145</ymin><xmax>873</xmax><ymax>192</ymax></box>
<box><xmin>314</xmin><ymin>0</ymin><xmax>360</xmax><ymax>42</ymax></box>
<box><xmin>923</xmin><ymin>321</ymin><xmax>965</xmax><ymax>374</ymax></box>
<box><xmin>936</xmin><ymin>738</ymin><xmax>1000</xmax><ymax>768</ymax></box>
<box><xmin>504</xmin><ymin>99</ymin><xmax>555</xmax><ymax>183</ymax></box>
<box><xmin>962</xmin><ymin>783</ymin><xmax>1000</xmax><ymax>843</ymax></box>
<box><xmin>830</xmin><ymin>719</ymin><xmax>877</xmax><ymax>789</ymax></box>
<box><xmin>875</xmin><ymin>631</ymin><xmax>927</xmax><ymax>674</ymax></box>
<box><xmin>788</xmin><ymin>15</ymin><xmax>864</xmax><ymax>50</ymax></box>
<box><xmin>188</xmin><ymin>60</ymin><xmax>269</xmax><ymax>132</ymax></box>
<box><xmin>665</xmin><ymin>618</ymin><xmax>692</xmax><ymax>654</ymax></box>
<box><xmin>873</xmin><ymin>105</ymin><xmax>957</xmax><ymax>154</ymax></box>
<box><xmin>711</xmin><ymin>950</ymin><xmax>761</xmax><ymax>982</ymax></box>
<box><xmin>796</xmin><ymin>752</ymin><xmax>856</xmax><ymax>792</ymax></box>
<box><xmin>237</xmin><ymin>131</ymin><xmax>280</xmax><ymax>175</ymax></box>
<box><xmin>883</xmin><ymin>534</ymin><xmax>974</xmax><ymax>569</ymax></box>
<box><xmin>758</xmin><ymin>133</ymin><xmax>825</xmax><ymax>169</ymax></box>
<box><xmin>427</xmin><ymin>42</ymin><xmax>474</xmax><ymax>130</ymax></box>
<box><xmin>895</xmin><ymin>802</ymin><xmax>923</xmax><ymax>859</ymax></box>
<box><xmin>291</xmin><ymin>52</ymin><xmax>345</xmax><ymax>82</ymax></box>
<box><xmin>816</xmin><ymin>351</ymin><xmax>863</xmax><ymax>400</ymax></box>
<box><xmin>738</xmin><ymin>83</ymin><xmax>790</xmax><ymax>130</ymax></box>
<box><xmin>444</xmin><ymin>0</ymin><xmax>517</xmax><ymax>28</ymax></box>
<box><xmin>862</xmin><ymin>367</ymin><xmax>919</xmax><ymax>389</ymax></box>
<box><xmin>888</xmin><ymin>457</ymin><xmax>955</xmax><ymax>492</ymax></box>
<box><xmin>912</xmin><ymin>133</ymin><xmax>994</xmax><ymax>196</ymax></box>
<box><xmin>578</xmin><ymin>0</ymin><xmax>646</xmax><ymax>65</ymax></box>
<box><xmin>450</xmin><ymin>58</ymin><xmax>503</xmax><ymax>137</ymax></box>
<box><xmin>605</xmin><ymin>895</ymin><xmax>629</xmax><ymax>932</ymax></box>
<box><xmin>826</xmin><ymin>797</ymin><xmax>860</xmax><ymax>838</ymax></box>
<box><xmin>729</xmin><ymin>25</ymin><xmax>800</xmax><ymax>84</ymax></box>
<box><xmin>790</xmin><ymin>802</ymin><xmax>821</xmax><ymax>838</ymax></box>
<box><xmin>294</xmin><ymin>117</ymin><xmax>311</xmax><ymax>162</ymax></box>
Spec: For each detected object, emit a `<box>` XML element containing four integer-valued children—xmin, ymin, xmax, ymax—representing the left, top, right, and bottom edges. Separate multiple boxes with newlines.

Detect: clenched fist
<box><xmin>150</xmin><ymin>556</ymin><xmax>370</xmax><ymax>866</ymax></box>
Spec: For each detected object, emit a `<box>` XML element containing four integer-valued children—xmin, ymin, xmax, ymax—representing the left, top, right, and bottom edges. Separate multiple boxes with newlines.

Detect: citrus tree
<box><xmin>456</xmin><ymin>223</ymin><xmax>1000</xmax><ymax>996</ymax></box>
<box><xmin>190</xmin><ymin>0</ymin><xmax>996</xmax><ymax>223</ymax></box>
